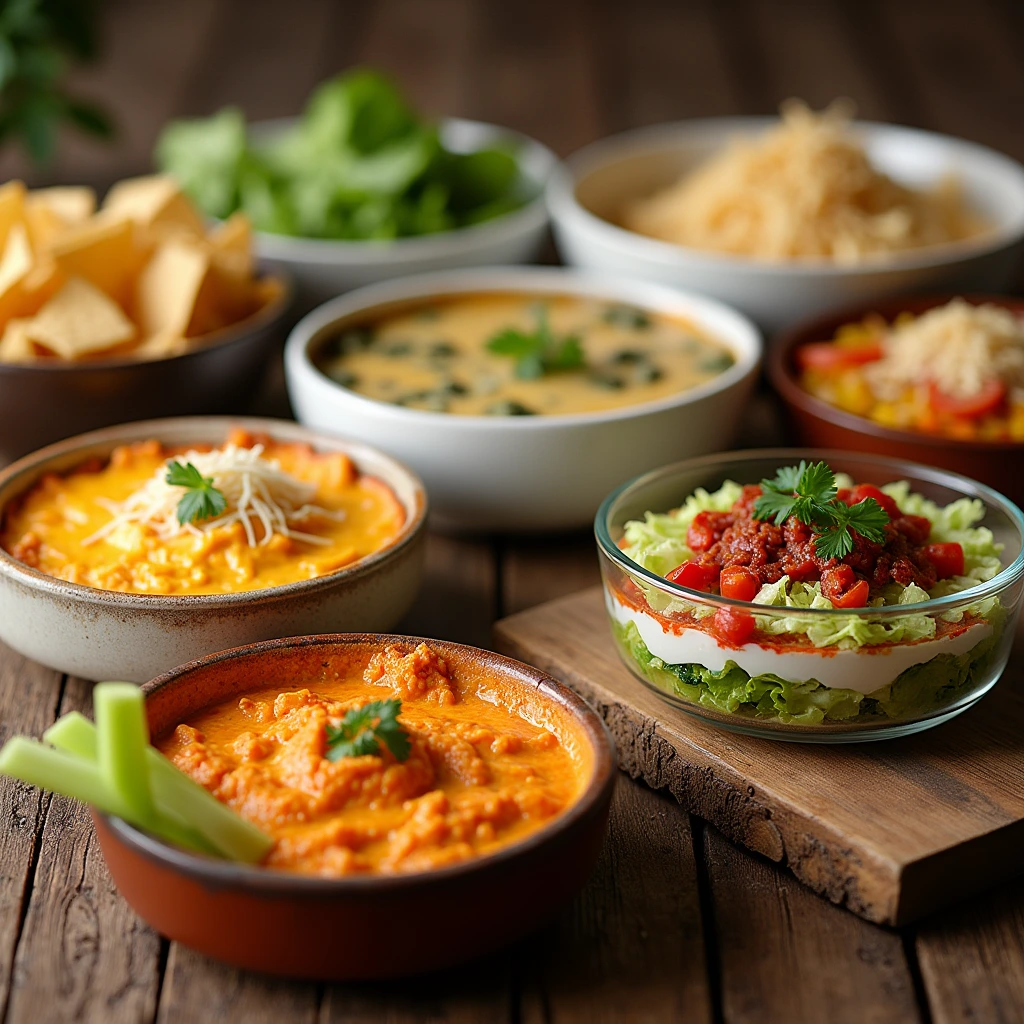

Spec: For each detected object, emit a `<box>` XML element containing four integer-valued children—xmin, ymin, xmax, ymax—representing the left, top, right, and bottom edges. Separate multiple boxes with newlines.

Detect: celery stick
<box><xmin>46</xmin><ymin>710</ymin><xmax>271</xmax><ymax>863</ymax></box>
<box><xmin>0</xmin><ymin>738</ymin><xmax>129</xmax><ymax>818</ymax></box>
<box><xmin>94</xmin><ymin>683</ymin><xmax>156</xmax><ymax>827</ymax></box>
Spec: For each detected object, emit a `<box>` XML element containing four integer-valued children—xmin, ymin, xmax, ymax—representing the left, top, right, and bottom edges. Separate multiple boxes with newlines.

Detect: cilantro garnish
<box><xmin>753</xmin><ymin>461</ymin><xmax>890</xmax><ymax>561</ymax></box>
<box><xmin>165</xmin><ymin>461</ymin><xmax>227</xmax><ymax>526</ymax></box>
<box><xmin>486</xmin><ymin>305</ymin><xmax>585</xmax><ymax>379</ymax></box>
<box><xmin>324</xmin><ymin>699</ymin><xmax>411</xmax><ymax>762</ymax></box>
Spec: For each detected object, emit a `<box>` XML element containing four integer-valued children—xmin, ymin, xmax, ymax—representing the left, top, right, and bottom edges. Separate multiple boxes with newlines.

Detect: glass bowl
<box><xmin>594</xmin><ymin>449</ymin><xmax>1024</xmax><ymax>743</ymax></box>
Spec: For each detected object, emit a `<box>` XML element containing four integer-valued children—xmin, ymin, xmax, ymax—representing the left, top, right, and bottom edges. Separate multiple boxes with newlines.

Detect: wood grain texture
<box><xmin>494</xmin><ymin>587</ymin><xmax>1024</xmax><ymax>925</ymax></box>
<box><xmin>915</xmin><ymin>876</ymin><xmax>1024</xmax><ymax>1024</ymax></box>
<box><xmin>500</xmin><ymin>530</ymin><xmax>601</xmax><ymax>617</ymax></box>
<box><xmin>5</xmin><ymin>678</ymin><xmax>160</xmax><ymax>1024</ymax></box>
<box><xmin>705</xmin><ymin>827</ymin><xmax>920</xmax><ymax>1024</ymax></box>
<box><xmin>519</xmin><ymin>775</ymin><xmax>714</xmax><ymax>1024</ymax></box>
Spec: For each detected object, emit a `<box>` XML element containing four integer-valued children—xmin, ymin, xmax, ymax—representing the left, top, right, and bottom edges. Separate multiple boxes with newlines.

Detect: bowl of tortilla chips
<box><xmin>0</xmin><ymin>175</ymin><xmax>291</xmax><ymax>465</ymax></box>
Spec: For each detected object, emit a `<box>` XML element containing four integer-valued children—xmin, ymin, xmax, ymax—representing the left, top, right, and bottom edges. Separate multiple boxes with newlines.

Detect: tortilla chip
<box><xmin>134</xmin><ymin>239</ymin><xmax>210</xmax><ymax>338</ymax></box>
<box><xmin>0</xmin><ymin>318</ymin><xmax>36</xmax><ymax>363</ymax></box>
<box><xmin>50</xmin><ymin>216</ymin><xmax>141</xmax><ymax>308</ymax></box>
<box><xmin>19</xmin><ymin>257</ymin><xmax>66</xmax><ymax>314</ymax></box>
<box><xmin>0</xmin><ymin>181</ymin><xmax>27</xmax><ymax>250</ymax></box>
<box><xmin>208</xmin><ymin>212</ymin><xmax>253</xmax><ymax>279</ymax></box>
<box><xmin>103</xmin><ymin>174</ymin><xmax>205</xmax><ymax>238</ymax></box>
<box><xmin>0</xmin><ymin>223</ymin><xmax>34</xmax><ymax>324</ymax></box>
<box><xmin>27</xmin><ymin>276</ymin><xmax>136</xmax><ymax>359</ymax></box>
<box><xmin>133</xmin><ymin>329</ymin><xmax>190</xmax><ymax>361</ymax></box>
<box><xmin>28</xmin><ymin>186</ymin><xmax>96</xmax><ymax>226</ymax></box>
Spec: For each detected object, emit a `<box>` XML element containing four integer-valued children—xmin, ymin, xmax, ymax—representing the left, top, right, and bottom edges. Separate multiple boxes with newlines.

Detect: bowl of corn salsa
<box><xmin>769</xmin><ymin>294</ymin><xmax>1024</xmax><ymax>506</ymax></box>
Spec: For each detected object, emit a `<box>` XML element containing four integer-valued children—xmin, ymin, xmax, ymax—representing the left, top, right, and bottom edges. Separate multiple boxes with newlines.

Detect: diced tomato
<box><xmin>786</xmin><ymin>559</ymin><xmax>819</xmax><ymax>582</ymax></box>
<box><xmin>849</xmin><ymin>483</ymin><xmax>900</xmax><ymax>520</ymax></box>
<box><xmin>713</xmin><ymin>607</ymin><xmax>757</xmax><ymax>645</ymax></box>
<box><xmin>719</xmin><ymin>565</ymin><xmax>760</xmax><ymax>602</ymax></box>
<box><xmin>929</xmin><ymin>378</ymin><xmax>1006</xmax><ymax>419</ymax></box>
<box><xmin>687</xmin><ymin>511</ymin><xmax>716</xmax><ymax>552</ymax></box>
<box><xmin>796</xmin><ymin>340</ymin><xmax>883</xmax><ymax>372</ymax></box>
<box><xmin>666</xmin><ymin>560</ymin><xmax>720</xmax><ymax>592</ymax></box>
<box><xmin>894</xmin><ymin>514</ymin><xmax>932</xmax><ymax>545</ymax></box>
<box><xmin>821</xmin><ymin>564</ymin><xmax>855</xmax><ymax>600</ymax></box>
<box><xmin>836</xmin><ymin>487</ymin><xmax>853</xmax><ymax>505</ymax></box>
<box><xmin>924</xmin><ymin>542</ymin><xmax>964</xmax><ymax>579</ymax></box>
<box><xmin>831</xmin><ymin>579</ymin><xmax>870</xmax><ymax>608</ymax></box>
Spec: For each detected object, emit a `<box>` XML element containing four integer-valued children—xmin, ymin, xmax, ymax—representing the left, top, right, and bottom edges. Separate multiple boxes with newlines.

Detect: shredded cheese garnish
<box><xmin>83</xmin><ymin>444</ymin><xmax>345</xmax><ymax>548</ymax></box>
<box><xmin>864</xmin><ymin>299</ymin><xmax>1024</xmax><ymax>401</ymax></box>
<box><xmin>623</xmin><ymin>100</ymin><xmax>985</xmax><ymax>263</ymax></box>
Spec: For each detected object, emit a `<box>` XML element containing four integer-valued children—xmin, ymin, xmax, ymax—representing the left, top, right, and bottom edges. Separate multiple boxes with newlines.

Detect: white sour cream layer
<box><xmin>607</xmin><ymin>591</ymin><xmax>991</xmax><ymax>694</ymax></box>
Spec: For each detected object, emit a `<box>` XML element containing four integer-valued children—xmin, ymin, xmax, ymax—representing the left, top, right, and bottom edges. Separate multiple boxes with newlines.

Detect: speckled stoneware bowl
<box><xmin>92</xmin><ymin>634</ymin><xmax>616</xmax><ymax>980</ymax></box>
<box><xmin>0</xmin><ymin>417</ymin><xmax>427</xmax><ymax>682</ymax></box>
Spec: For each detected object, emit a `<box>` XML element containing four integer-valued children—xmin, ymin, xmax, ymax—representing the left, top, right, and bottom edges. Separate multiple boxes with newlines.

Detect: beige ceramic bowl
<box><xmin>0</xmin><ymin>417</ymin><xmax>427</xmax><ymax>682</ymax></box>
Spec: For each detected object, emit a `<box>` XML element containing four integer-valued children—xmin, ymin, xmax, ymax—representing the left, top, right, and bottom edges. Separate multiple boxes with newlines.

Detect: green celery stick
<box><xmin>94</xmin><ymin>683</ymin><xmax>156</xmax><ymax>827</ymax></box>
<box><xmin>45</xmin><ymin>710</ymin><xmax>271</xmax><ymax>863</ymax></box>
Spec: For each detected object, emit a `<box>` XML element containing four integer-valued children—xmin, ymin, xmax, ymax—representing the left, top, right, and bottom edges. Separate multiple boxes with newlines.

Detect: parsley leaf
<box><xmin>324</xmin><ymin>698</ymin><xmax>411</xmax><ymax>762</ymax></box>
<box><xmin>753</xmin><ymin>461</ymin><xmax>890</xmax><ymax>561</ymax></box>
<box><xmin>165</xmin><ymin>461</ymin><xmax>227</xmax><ymax>526</ymax></box>
<box><xmin>486</xmin><ymin>305</ymin><xmax>586</xmax><ymax>379</ymax></box>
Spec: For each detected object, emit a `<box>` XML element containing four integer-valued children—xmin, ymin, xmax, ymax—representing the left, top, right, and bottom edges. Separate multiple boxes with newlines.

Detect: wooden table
<box><xmin>2</xmin><ymin>0</ymin><xmax>1024</xmax><ymax>1020</ymax></box>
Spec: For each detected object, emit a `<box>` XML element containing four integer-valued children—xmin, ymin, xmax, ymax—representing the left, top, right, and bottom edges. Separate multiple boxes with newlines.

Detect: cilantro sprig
<box><xmin>486</xmin><ymin>304</ymin><xmax>585</xmax><ymax>379</ymax></box>
<box><xmin>753</xmin><ymin>461</ymin><xmax>890</xmax><ymax>561</ymax></box>
<box><xmin>324</xmin><ymin>698</ymin><xmax>411</xmax><ymax>762</ymax></box>
<box><xmin>165</xmin><ymin>461</ymin><xmax>227</xmax><ymax>526</ymax></box>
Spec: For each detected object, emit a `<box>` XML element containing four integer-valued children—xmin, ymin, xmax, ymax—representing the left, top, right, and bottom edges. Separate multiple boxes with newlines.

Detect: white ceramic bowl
<box><xmin>0</xmin><ymin>417</ymin><xmax>427</xmax><ymax>681</ymax></box>
<box><xmin>250</xmin><ymin>118</ymin><xmax>557</xmax><ymax>313</ymax></box>
<box><xmin>547</xmin><ymin>118</ymin><xmax>1024</xmax><ymax>332</ymax></box>
<box><xmin>284</xmin><ymin>267</ymin><xmax>762</xmax><ymax>532</ymax></box>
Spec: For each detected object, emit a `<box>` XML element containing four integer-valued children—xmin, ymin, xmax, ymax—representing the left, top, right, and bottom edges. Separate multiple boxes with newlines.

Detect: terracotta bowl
<box><xmin>768</xmin><ymin>293</ymin><xmax>1024</xmax><ymax>507</ymax></box>
<box><xmin>91</xmin><ymin>634</ymin><xmax>616</xmax><ymax>980</ymax></box>
<box><xmin>0</xmin><ymin>417</ymin><xmax>427</xmax><ymax>681</ymax></box>
<box><xmin>0</xmin><ymin>274</ymin><xmax>292</xmax><ymax>466</ymax></box>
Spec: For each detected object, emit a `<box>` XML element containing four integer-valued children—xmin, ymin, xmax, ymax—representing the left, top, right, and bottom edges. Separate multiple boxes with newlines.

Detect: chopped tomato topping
<box><xmin>924</xmin><ymin>542</ymin><xmax>964</xmax><ymax>579</ymax></box>
<box><xmin>848</xmin><ymin>483</ymin><xmax>900</xmax><ymax>520</ymax></box>
<box><xmin>713</xmin><ymin>607</ymin><xmax>757</xmax><ymax>645</ymax></box>
<box><xmin>719</xmin><ymin>565</ymin><xmax>760</xmax><ymax>602</ymax></box>
<box><xmin>929</xmin><ymin>379</ymin><xmax>1006</xmax><ymax>419</ymax></box>
<box><xmin>831</xmin><ymin>579</ymin><xmax>870</xmax><ymax>608</ymax></box>
<box><xmin>796</xmin><ymin>340</ymin><xmax>883</xmax><ymax>372</ymax></box>
<box><xmin>666</xmin><ymin>560</ymin><xmax>720</xmax><ymax>592</ymax></box>
<box><xmin>687</xmin><ymin>511</ymin><xmax>716</xmax><ymax>552</ymax></box>
<box><xmin>893</xmin><ymin>514</ymin><xmax>932</xmax><ymax>545</ymax></box>
<box><xmin>820</xmin><ymin>564</ymin><xmax>855</xmax><ymax>601</ymax></box>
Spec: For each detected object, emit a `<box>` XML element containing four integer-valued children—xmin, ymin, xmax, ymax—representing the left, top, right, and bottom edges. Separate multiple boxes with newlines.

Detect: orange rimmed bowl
<box><xmin>91</xmin><ymin>634</ymin><xmax>616</xmax><ymax>980</ymax></box>
<box><xmin>768</xmin><ymin>293</ymin><xmax>1024</xmax><ymax>506</ymax></box>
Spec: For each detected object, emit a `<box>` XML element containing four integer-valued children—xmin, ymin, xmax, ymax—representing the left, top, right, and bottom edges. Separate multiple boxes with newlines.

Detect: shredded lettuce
<box><xmin>620</xmin><ymin>478</ymin><xmax>1004</xmax><ymax>649</ymax></box>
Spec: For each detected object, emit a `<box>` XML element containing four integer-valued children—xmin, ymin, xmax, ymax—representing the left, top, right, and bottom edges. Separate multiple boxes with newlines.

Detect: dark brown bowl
<box><xmin>0</xmin><ymin>274</ymin><xmax>293</xmax><ymax>465</ymax></box>
<box><xmin>768</xmin><ymin>293</ymin><xmax>1024</xmax><ymax>507</ymax></box>
<box><xmin>91</xmin><ymin>634</ymin><xmax>616</xmax><ymax>980</ymax></box>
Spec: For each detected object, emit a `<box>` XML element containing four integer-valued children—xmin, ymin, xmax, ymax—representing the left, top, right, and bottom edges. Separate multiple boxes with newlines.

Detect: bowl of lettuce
<box><xmin>595</xmin><ymin>449</ymin><xmax>1024</xmax><ymax>742</ymax></box>
<box><xmin>155</xmin><ymin>70</ymin><xmax>556</xmax><ymax>311</ymax></box>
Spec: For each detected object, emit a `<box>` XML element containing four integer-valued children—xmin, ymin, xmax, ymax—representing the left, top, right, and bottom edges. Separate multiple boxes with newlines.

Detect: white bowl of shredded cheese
<box><xmin>548</xmin><ymin>113</ymin><xmax>1024</xmax><ymax>332</ymax></box>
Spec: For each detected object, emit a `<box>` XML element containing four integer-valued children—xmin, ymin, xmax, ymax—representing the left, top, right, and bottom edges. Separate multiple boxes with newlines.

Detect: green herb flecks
<box><xmin>753</xmin><ymin>461</ymin><xmax>890</xmax><ymax>561</ymax></box>
<box><xmin>325</xmin><ymin>699</ymin><xmax>411</xmax><ymax>762</ymax></box>
<box><xmin>486</xmin><ymin>305</ymin><xmax>585</xmax><ymax>380</ymax></box>
<box><xmin>165</xmin><ymin>461</ymin><xmax>227</xmax><ymax>526</ymax></box>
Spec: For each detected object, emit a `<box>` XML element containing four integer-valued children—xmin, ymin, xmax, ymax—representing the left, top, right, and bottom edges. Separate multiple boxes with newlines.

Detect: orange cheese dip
<box><xmin>0</xmin><ymin>430</ymin><xmax>405</xmax><ymax>595</ymax></box>
<box><xmin>157</xmin><ymin>643</ymin><xmax>591</xmax><ymax>876</ymax></box>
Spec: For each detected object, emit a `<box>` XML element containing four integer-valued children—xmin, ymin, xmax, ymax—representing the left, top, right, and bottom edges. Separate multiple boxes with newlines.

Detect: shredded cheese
<box><xmin>623</xmin><ymin>100</ymin><xmax>985</xmax><ymax>262</ymax></box>
<box><xmin>83</xmin><ymin>444</ymin><xmax>345</xmax><ymax>548</ymax></box>
<box><xmin>864</xmin><ymin>299</ymin><xmax>1024</xmax><ymax>401</ymax></box>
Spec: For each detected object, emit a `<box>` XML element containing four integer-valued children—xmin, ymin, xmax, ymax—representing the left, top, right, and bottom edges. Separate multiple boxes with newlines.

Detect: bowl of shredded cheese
<box><xmin>769</xmin><ymin>294</ymin><xmax>1024</xmax><ymax>506</ymax></box>
<box><xmin>548</xmin><ymin>103</ymin><xmax>1024</xmax><ymax>331</ymax></box>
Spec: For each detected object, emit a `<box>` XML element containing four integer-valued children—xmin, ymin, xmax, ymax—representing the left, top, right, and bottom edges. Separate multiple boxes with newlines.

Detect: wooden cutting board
<box><xmin>493</xmin><ymin>586</ymin><xmax>1024</xmax><ymax>926</ymax></box>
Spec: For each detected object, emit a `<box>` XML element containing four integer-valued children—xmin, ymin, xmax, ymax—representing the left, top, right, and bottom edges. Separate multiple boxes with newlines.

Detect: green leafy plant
<box><xmin>486</xmin><ymin>305</ymin><xmax>585</xmax><ymax>379</ymax></box>
<box><xmin>753</xmin><ymin>461</ymin><xmax>890</xmax><ymax>560</ymax></box>
<box><xmin>325</xmin><ymin>698</ymin><xmax>411</xmax><ymax>762</ymax></box>
<box><xmin>0</xmin><ymin>0</ymin><xmax>112</xmax><ymax>164</ymax></box>
<box><xmin>165</xmin><ymin>460</ymin><xmax>227</xmax><ymax>526</ymax></box>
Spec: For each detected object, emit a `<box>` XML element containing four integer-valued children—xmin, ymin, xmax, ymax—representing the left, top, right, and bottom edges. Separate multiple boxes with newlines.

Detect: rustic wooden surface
<box><xmin>494</xmin><ymin>586</ymin><xmax>1024</xmax><ymax>926</ymax></box>
<box><xmin>2</xmin><ymin>0</ymin><xmax>1024</xmax><ymax>1020</ymax></box>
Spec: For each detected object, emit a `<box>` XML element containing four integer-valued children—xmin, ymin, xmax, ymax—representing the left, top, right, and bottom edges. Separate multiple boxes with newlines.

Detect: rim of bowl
<box><xmin>0</xmin><ymin>416</ymin><xmax>428</xmax><ymax>609</ymax></box>
<box><xmin>98</xmin><ymin>632</ymin><xmax>616</xmax><ymax>893</ymax></box>
<box><xmin>768</xmin><ymin>291</ymin><xmax>1024</xmax><ymax>454</ymax></box>
<box><xmin>248</xmin><ymin>117</ymin><xmax>556</xmax><ymax>263</ymax></box>
<box><xmin>0</xmin><ymin>272</ymin><xmax>293</xmax><ymax>375</ymax></box>
<box><xmin>548</xmin><ymin>117</ymin><xmax>1024</xmax><ymax>276</ymax></box>
<box><xmin>594</xmin><ymin>445</ymin><xmax>1024</xmax><ymax>616</ymax></box>
<box><xmin>284</xmin><ymin>265</ymin><xmax>763</xmax><ymax>430</ymax></box>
